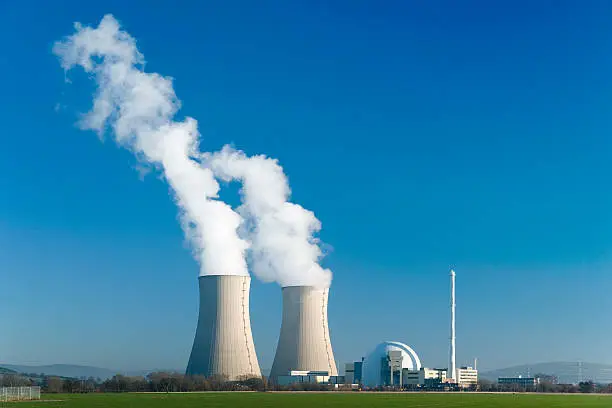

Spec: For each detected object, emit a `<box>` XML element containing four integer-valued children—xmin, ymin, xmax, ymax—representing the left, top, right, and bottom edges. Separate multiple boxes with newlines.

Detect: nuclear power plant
<box><xmin>343</xmin><ymin>269</ymin><xmax>479</xmax><ymax>389</ymax></box>
<box><xmin>269</xmin><ymin>286</ymin><xmax>338</xmax><ymax>382</ymax></box>
<box><xmin>183</xmin><ymin>269</ymin><xmax>473</xmax><ymax>388</ymax></box>
<box><xmin>186</xmin><ymin>275</ymin><xmax>261</xmax><ymax>380</ymax></box>
<box><xmin>53</xmin><ymin>16</ymin><xmax>484</xmax><ymax>391</ymax></box>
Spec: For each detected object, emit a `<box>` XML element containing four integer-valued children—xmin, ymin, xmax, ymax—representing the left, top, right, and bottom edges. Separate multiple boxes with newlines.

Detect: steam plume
<box><xmin>53</xmin><ymin>15</ymin><xmax>248</xmax><ymax>277</ymax></box>
<box><xmin>208</xmin><ymin>147</ymin><xmax>332</xmax><ymax>288</ymax></box>
<box><xmin>54</xmin><ymin>15</ymin><xmax>332</xmax><ymax>288</ymax></box>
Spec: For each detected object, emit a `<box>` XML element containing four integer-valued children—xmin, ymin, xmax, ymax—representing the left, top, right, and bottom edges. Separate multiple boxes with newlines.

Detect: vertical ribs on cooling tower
<box><xmin>186</xmin><ymin>275</ymin><xmax>261</xmax><ymax>380</ymax></box>
<box><xmin>269</xmin><ymin>286</ymin><xmax>338</xmax><ymax>381</ymax></box>
<box><xmin>321</xmin><ymin>288</ymin><xmax>336</xmax><ymax>372</ymax></box>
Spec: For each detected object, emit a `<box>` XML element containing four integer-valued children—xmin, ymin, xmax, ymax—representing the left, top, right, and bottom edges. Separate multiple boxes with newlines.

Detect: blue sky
<box><xmin>1</xmin><ymin>0</ymin><xmax>612</xmax><ymax>373</ymax></box>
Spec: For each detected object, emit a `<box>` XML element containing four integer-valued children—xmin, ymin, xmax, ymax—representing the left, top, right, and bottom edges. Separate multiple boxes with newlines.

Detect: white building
<box><xmin>456</xmin><ymin>366</ymin><xmax>478</xmax><ymax>388</ymax></box>
<box><xmin>361</xmin><ymin>341</ymin><xmax>421</xmax><ymax>387</ymax></box>
<box><xmin>276</xmin><ymin>370</ymin><xmax>330</xmax><ymax>386</ymax></box>
<box><xmin>404</xmin><ymin>368</ymin><xmax>447</xmax><ymax>387</ymax></box>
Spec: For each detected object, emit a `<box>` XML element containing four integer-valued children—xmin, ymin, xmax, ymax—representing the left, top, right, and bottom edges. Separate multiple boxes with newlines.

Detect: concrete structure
<box><xmin>186</xmin><ymin>275</ymin><xmax>261</xmax><ymax>380</ymax></box>
<box><xmin>277</xmin><ymin>370</ymin><xmax>331</xmax><ymax>386</ymax></box>
<box><xmin>276</xmin><ymin>370</ymin><xmax>346</xmax><ymax>387</ymax></box>
<box><xmin>403</xmin><ymin>368</ymin><xmax>448</xmax><ymax>387</ymax></box>
<box><xmin>498</xmin><ymin>376</ymin><xmax>540</xmax><ymax>387</ymax></box>
<box><xmin>344</xmin><ymin>361</ymin><xmax>363</xmax><ymax>385</ymax></box>
<box><xmin>449</xmin><ymin>269</ymin><xmax>456</xmax><ymax>382</ymax></box>
<box><xmin>361</xmin><ymin>341</ymin><xmax>422</xmax><ymax>387</ymax></box>
<box><xmin>456</xmin><ymin>366</ymin><xmax>478</xmax><ymax>388</ymax></box>
<box><xmin>328</xmin><ymin>375</ymin><xmax>346</xmax><ymax>386</ymax></box>
<box><xmin>403</xmin><ymin>369</ymin><xmax>420</xmax><ymax>386</ymax></box>
<box><xmin>270</xmin><ymin>286</ymin><xmax>338</xmax><ymax>381</ymax></box>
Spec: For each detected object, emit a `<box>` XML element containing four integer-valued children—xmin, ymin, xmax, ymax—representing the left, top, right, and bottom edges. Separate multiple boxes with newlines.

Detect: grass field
<box><xmin>4</xmin><ymin>392</ymin><xmax>612</xmax><ymax>407</ymax></box>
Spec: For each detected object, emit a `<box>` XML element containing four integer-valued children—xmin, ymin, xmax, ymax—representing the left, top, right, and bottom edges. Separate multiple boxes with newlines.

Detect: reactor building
<box><xmin>186</xmin><ymin>275</ymin><xmax>261</xmax><ymax>380</ymax></box>
<box><xmin>361</xmin><ymin>341</ymin><xmax>422</xmax><ymax>387</ymax></box>
<box><xmin>269</xmin><ymin>286</ymin><xmax>338</xmax><ymax>381</ymax></box>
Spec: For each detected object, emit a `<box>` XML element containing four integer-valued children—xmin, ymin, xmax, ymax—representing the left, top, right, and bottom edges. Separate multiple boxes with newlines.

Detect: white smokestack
<box><xmin>208</xmin><ymin>147</ymin><xmax>332</xmax><ymax>288</ymax></box>
<box><xmin>53</xmin><ymin>15</ymin><xmax>248</xmax><ymax>277</ymax></box>
<box><xmin>449</xmin><ymin>269</ymin><xmax>456</xmax><ymax>381</ymax></box>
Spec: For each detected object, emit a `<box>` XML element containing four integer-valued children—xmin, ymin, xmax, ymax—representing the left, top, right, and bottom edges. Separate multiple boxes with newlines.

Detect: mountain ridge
<box><xmin>0</xmin><ymin>364</ymin><xmax>181</xmax><ymax>380</ymax></box>
<box><xmin>481</xmin><ymin>362</ymin><xmax>612</xmax><ymax>384</ymax></box>
<box><xmin>0</xmin><ymin>366</ymin><xmax>17</xmax><ymax>374</ymax></box>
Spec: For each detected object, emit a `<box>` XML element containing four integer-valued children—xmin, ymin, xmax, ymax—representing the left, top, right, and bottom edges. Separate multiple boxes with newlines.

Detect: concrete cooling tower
<box><xmin>186</xmin><ymin>275</ymin><xmax>261</xmax><ymax>380</ymax></box>
<box><xmin>269</xmin><ymin>286</ymin><xmax>338</xmax><ymax>380</ymax></box>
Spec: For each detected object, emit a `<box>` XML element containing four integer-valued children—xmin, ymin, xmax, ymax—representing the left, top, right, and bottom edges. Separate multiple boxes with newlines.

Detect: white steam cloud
<box><xmin>54</xmin><ymin>15</ymin><xmax>332</xmax><ymax>288</ymax></box>
<box><xmin>207</xmin><ymin>147</ymin><xmax>331</xmax><ymax>288</ymax></box>
<box><xmin>53</xmin><ymin>15</ymin><xmax>248</xmax><ymax>277</ymax></box>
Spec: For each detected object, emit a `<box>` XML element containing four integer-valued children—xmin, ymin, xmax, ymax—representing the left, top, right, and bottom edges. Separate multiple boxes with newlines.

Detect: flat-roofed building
<box><xmin>456</xmin><ymin>366</ymin><xmax>478</xmax><ymax>388</ymax></box>
<box><xmin>276</xmin><ymin>370</ymin><xmax>330</xmax><ymax>386</ymax></box>
<box><xmin>498</xmin><ymin>377</ymin><xmax>540</xmax><ymax>387</ymax></box>
<box><xmin>344</xmin><ymin>362</ymin><xmax>363</xmax><ymax>385</ymax></box>
<box><xmin>403</xmin><ymin>368</ymin><xmax>447</xmax><ymax>387</ymax></box>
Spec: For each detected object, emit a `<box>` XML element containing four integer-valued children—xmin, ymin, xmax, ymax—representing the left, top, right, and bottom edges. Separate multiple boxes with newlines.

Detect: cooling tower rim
<box><xmin>281</xmin><ymin>284</ymin><xmax>330</xmax><ymax>289</ymax></box>
<box><xmin>197</xmin><ymin>274</ymin><xmax>251</xmax><ymax>280</ymax></box>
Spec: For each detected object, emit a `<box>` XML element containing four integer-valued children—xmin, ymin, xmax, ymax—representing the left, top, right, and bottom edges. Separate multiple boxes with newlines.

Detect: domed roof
<box><xmin>361</xmin><ymin>341</ymin><xmax>422</xmax><ymax>386</ymax></box>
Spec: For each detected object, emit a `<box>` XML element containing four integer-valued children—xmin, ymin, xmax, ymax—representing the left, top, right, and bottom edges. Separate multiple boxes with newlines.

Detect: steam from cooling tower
<box><xmin>207</xmin><ymin>146</ymin><xmax>332</xmax><ymax>288</ymax></box>
<box><xmin>53</xmin><ymin>15</ymin><xmax>248</xmax><ymax>277</ymax></box>
<box><xmin>53</xmin><ymin>15</ymin><xmax>332</xmax><ymax>288</ymax></box>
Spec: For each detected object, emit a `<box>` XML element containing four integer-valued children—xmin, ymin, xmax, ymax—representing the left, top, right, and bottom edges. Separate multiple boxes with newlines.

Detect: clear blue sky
<box><xmin>1</xmin><ymin>0</ymin><xmax>612</xmax><ymax>373</ymax></box>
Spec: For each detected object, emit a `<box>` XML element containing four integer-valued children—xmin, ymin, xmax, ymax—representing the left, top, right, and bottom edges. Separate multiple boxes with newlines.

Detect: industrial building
<box><xmin>403</xmin><ymin>367</ymin><xmax>448</xmax><ymax>387</ymax></box>
<box><xmin>276</xmin><ymin>370</ymin><xmax>333</xmax><ymax>386</ymax></box>
<box><xmin>498</xmin><ymin>376</ymin><xmax>540</xmax><ymax>387</ymax></box>
<box><xmin>344</xmin><ymin>361</ymin><xmax>363</xmax><ymax>385</ymax></box>
<box><xmin>269</xmin><ymin>286</ymin><xmax>338</xmax><ymax>382</ymax></box>
<box><xmin>186</xmin><ymin>275</ymin><xmax>261</xmax><ymax>380</ymax></box>
<box><xmin>360</xmin><ymin>341</ymin><xmax>422</xmax><ymax>387</ymax></box>
<box><xmin>339</xmin><ymin>270</ymin><xmax>479</xmax><ymax>390</ymax></box>
<box><xmin>183</xmin><ymin>268</ymin><xmax>479</xmax><ymax>390</ymax></box>
<box><xmin>456</xmin><ymin>366</ymin><xmax>479</xmax><ymax>388</ymax></box>
<box><xmin>348</xmin><ymin>345</ymin><xmax>455</xmax><ymax>389</ymax></box>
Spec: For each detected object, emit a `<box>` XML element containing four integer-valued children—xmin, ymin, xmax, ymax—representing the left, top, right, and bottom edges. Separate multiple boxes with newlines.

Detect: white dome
<box><xmin>361</xmin><ymin>341</ymin><xmax>422</xmax><ymax>387</ymax></box>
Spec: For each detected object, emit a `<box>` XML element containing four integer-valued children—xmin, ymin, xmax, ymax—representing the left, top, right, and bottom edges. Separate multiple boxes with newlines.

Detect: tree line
<box><xmin>1</xmin><ymin>372</ymin><xmax>334</xmax><ymax>393</ymax></box>
<box><xmin>3</xmin><ymin>371</ymin><xmax>612</xmax><ymax>393</ymax></box>
<box><xmin>478</xmin><ymin>379</ymin><xmax>612</xmax><ymax>394</ymax></box>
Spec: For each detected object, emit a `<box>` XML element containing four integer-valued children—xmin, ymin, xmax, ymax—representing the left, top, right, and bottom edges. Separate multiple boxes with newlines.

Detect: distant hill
<box><xmin>0</xmin><ymin>364</ymin><xmax>119</xmax><ymax>380</ymax></box>
<box><xmin>0</xmin><ymin>364</ymin><xmax>183</xmax><ymax>380</ymax></box>
<box><xmin>124</xmin><ymin>369</ymin><xmax>183</xmax><ymax>377</ymax></box>
<box><xmin>481</xmin><ymin>362</ymin><xmax>612</xmax><ymax>384</ymax></box>
<box><xmin>0</xmin><ymin>367</ymin><xmax>17</xmax><ymax>375</ymax></box>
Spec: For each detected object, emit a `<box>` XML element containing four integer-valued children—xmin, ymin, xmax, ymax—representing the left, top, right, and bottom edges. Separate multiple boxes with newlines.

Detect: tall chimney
<box><xmin>186</xmin><ymin>275</ymin><xmax>261</xmax><ymax>380</ymax></box>
<box><xmin>449</xmin><ymin>269</ymin><xmax>456</xmax><ymax>382</ymax></box>
<box><xmin>269</xmin><ymin>286</ymin><xmax>338</xmax><ymax>381</ymax></box>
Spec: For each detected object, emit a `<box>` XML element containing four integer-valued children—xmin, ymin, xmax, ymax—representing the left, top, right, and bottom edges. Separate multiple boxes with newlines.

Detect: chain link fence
<box><xmin>0</xmin><ymin>386</ymin><xmax>41</xmax><ymax>402</ymax></box>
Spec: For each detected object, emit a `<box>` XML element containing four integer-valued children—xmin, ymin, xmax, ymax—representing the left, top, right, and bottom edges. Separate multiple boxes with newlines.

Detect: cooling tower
<box><xmin>186</xmin><ymin>275</ymin><xmax>261</xmax><ymax>380</ymax></box>
<box><xmin>269</xmin><ymin>286</ymin><xmax>338</xmax><ymax>380</ymax></box>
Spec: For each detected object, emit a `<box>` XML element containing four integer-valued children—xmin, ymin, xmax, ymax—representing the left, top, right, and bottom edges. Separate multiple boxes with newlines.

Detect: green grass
<box><xmin>5</xmin><ymin>392</ymin><xmax>612</xmax><ymax>407</ymax></box>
